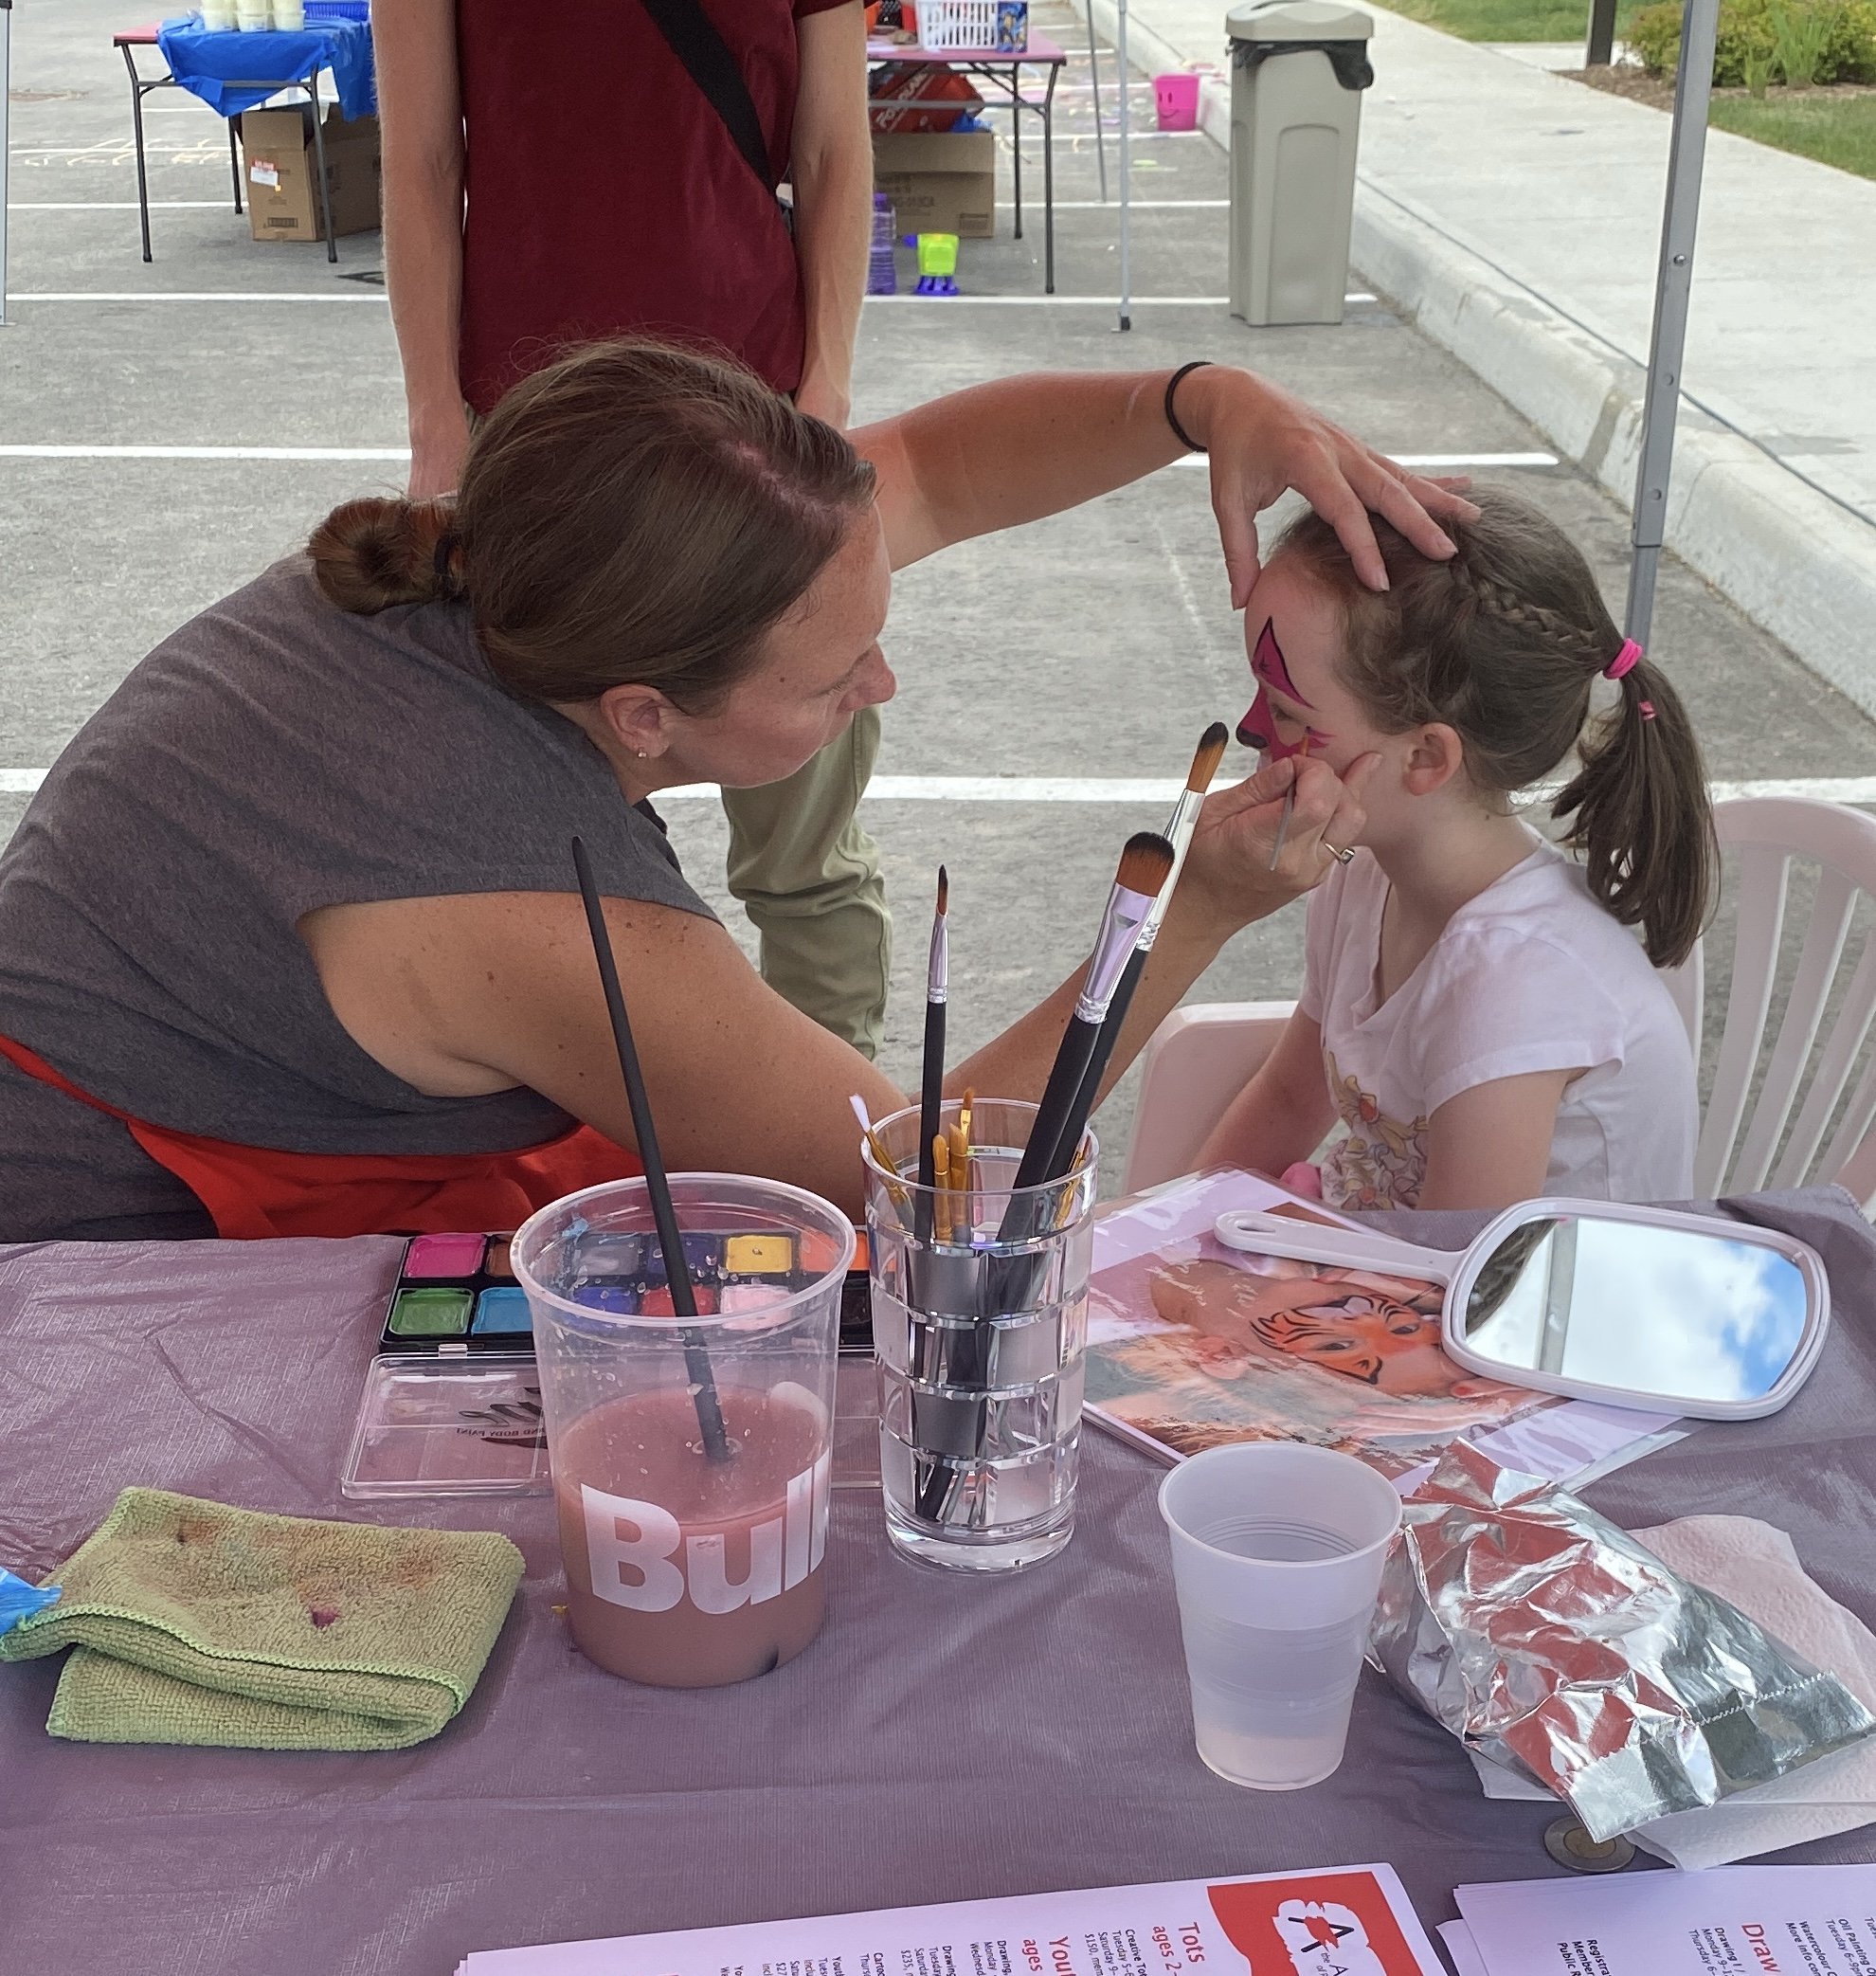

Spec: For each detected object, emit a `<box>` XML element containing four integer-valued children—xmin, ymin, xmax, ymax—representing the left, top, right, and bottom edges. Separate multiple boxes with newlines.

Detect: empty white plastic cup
<box><xmin>1158</xmin><ymin>1442</ymin><xmax>1402</xmax><ymax>1790</ymax></box>
<box><xmin>272</xmin><ymin>0</ymin><xmax>305</xmax><ymax>26</ymax></box>
<box><xmin>200</xmin><ymin>0</ymin><xmax>238</xmax><ymax>27</ymax></box>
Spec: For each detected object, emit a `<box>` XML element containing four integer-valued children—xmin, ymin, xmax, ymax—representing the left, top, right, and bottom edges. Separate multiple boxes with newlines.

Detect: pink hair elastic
<box><xmin>1604</xmin><ymin>638</ymin><xmax>1656</xmax><ymax>718</ymax></box>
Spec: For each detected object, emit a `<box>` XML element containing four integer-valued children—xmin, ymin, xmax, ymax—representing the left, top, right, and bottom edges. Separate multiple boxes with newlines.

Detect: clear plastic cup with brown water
<box><xmin>514</xmin><ymin>1174</ymin><xmax>853</xmax><ymax>1688</ymax></box>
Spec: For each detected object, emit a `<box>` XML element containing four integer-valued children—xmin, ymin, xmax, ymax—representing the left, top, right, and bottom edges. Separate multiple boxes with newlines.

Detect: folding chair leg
<box><xmin>229</xmin><ymin>117</ymin><xmax>244</xmax><ymax>214</ymax></box>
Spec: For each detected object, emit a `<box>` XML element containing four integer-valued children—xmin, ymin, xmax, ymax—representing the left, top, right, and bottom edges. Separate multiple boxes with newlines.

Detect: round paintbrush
<box><xmin>570</xmin><ymin>836</ymin><xmax>731</xmax><ymax>1465</ymax></box>
<box><xmin>915</xmin><ymin>866</ymin><xmax>948</xmax><ymax>1241</ymax></box>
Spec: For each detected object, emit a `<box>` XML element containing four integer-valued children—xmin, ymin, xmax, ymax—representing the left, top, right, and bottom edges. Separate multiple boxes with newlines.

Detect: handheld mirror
<box><xmin>1214</xmin><ymin>1198</ymin><xmax>1829</xmax><ymax>1421</ymax></box>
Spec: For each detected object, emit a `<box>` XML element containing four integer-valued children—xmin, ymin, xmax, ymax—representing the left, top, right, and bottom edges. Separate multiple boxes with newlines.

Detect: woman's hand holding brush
<box><xmin>1178</xmin><ymin>750</ymin><xmax>1379</xmax><ymax>929</ymax></box>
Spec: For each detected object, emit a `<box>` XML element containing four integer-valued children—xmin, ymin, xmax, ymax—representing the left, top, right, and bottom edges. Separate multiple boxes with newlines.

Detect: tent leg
<box><xmin>1086</xmin><ymin>0</ymin><xmax>1108</xmax><ymax>203</ymax></box>
<box><xmin>1117</xmin><ymin>0</ymin><xmax>1130</xmax><ymax>330</ymax></box>
<box><xmin>1625</xmin><ymin>0</ymin><xmax>1719</xmax><ymax>647</ymax></box>
<box><xmin>0</xmin><ymin>1</ymin><xmax>11</xmax><ymax>326</ymax></box>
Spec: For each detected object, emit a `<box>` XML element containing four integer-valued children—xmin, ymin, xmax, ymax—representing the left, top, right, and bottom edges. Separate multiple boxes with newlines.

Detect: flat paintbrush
<box><xmin>915</xmin><ymin>866</ymin><xmax>948</xmax><ymax>1242</ymax></box>
<box><xmin>570</xmin><ymin>836</ymin><xmax>731</xmax><ymax>1465</ymax></box>
<box><xmin>1001</xmin><ymin>830</ymin><xmax>1177</xmax><ymax>1233</ymax></box>
<box><xmin>1052</xmin><ymin>723</ymin><xmax>1229</xmax><ymax>1175</ymax></box>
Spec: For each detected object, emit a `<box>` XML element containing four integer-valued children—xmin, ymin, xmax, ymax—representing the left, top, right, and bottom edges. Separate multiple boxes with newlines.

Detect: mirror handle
<box><xmin>1213</xmin><ymin>1211</ymin><xmax>1457</xmax><ymax>1284</ymax></box>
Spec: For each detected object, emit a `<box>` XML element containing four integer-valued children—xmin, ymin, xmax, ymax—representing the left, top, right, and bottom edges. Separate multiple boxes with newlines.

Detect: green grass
<box><xmin>1380</xmin><ymin>0</ymin><xmax>1639</xmax><ymax>42</ymax></box>
<box><xmin>1709</xmin><ymin>88</ymin><xmax>1876</xmax><ymax>176</ymax></box>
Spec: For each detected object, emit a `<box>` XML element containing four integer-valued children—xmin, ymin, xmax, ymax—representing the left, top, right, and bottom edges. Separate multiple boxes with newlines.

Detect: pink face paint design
<box><xmin>1251</xmin><ymin>618</ymin><xmax>1310</xmax><ymax>707</ymax></box>
<box><xmin>1236</xmin><ymin>619</ymin><xmax>1332</xmax><ymax>759</ymax></box>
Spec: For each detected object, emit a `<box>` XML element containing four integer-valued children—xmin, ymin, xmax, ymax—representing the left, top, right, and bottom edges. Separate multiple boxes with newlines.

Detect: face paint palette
<box><xmin>352</xmin><ymin>1230</ymin><xmax>878</xmax><ymax>1497</ymax></box>
<box><xmin>376</xmin><ymin>1230</ymin><xmax>875</xmax><ymax>1354</ymax></box>
<box><xmin>380</xmin><ymin>1232</ymin><xmax>531</xmax><ymax>1352</ymax></box>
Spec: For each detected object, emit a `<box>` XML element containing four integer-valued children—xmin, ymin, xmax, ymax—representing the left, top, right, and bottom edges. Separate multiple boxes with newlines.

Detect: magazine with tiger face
<box><xmin>1083</xmin><ymin>1169</ymin><xmax>1625</xmax><ymax>1483</ymax></box>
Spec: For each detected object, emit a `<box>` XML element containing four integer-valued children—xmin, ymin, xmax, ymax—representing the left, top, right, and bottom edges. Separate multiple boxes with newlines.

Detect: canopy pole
<box><xmin>1</xmin><ymin>0</ymin><xmax>13</xmax><ymax>327</ymax></box>
<box><xmin>1117</xmin><ymin>0</ymin><xmax>1131</xmax><ymax>330</ymax></box>
<box><xmin>1625</xmin><ymin>0</ymin><xmax>1719</xmax><ymax>647</ymax></box>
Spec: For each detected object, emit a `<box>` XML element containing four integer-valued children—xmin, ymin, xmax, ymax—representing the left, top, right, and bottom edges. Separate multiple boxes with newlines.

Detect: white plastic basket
<box><xmin>917</xmin><ymin>0</ymin><xmax>1028</xmax><ymax>53</ymax></box>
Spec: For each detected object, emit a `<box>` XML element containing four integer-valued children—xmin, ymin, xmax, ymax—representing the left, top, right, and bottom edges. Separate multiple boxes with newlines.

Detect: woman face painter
<box><xmin>0</xmin><ymin>340</ymin><xmax>1468</xmax><ymax>1243</ymax></box>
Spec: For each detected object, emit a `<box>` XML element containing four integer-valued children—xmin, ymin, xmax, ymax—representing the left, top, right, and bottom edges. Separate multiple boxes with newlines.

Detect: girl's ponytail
<box><xmin>1272</xmin><ymin>489</ymin><xmax>1718</xmax><ymax>973</ymax></box>
<box><xmin>1551</xmin><ymin>639</ymin><xmax>1716</xmax><ymax>970</ymax></box>
<box><xmin>307</xmin><ymin>495</ymin><xmax>462</xmax><ymax>614</ymax></box>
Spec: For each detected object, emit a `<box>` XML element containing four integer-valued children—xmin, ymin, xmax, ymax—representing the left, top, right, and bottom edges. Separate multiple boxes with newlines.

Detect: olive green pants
<box><xmin>720</xmin><ymin>705</ymin><xmax>891</xmax><ymax>1060</ymax></box>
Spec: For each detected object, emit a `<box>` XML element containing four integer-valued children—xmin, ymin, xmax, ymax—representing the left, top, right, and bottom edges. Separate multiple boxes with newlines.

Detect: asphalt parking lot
<box><xmin>8</xmin><ymin>0</ymin><xmax>1875</xmax><ymax>1179</ymax></box>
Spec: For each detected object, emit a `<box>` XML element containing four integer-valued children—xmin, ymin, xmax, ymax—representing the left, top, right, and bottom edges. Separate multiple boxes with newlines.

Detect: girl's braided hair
<box><xmin>1272</xmin><ymin>486</ymin><xmax>1715</xmax><ymax>968</ymax></box>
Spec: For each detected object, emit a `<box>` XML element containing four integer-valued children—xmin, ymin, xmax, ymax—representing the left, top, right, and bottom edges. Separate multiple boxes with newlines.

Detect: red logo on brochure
<box><xmin>1205</xmin><ymin>1874</ymin><xmax>1425</xmax><ymax>1976</ymax></box>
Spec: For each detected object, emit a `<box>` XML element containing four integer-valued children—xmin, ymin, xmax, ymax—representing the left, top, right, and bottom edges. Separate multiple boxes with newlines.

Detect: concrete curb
<box><xmin>1085</xmin><ymin>0</ymin><xmax>1876</xmax><ymax>714</ymax></box>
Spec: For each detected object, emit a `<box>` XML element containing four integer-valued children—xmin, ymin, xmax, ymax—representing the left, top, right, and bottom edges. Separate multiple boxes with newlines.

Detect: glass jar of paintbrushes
<box><xmin>861</xmin><ymin>1097</ymin><xmax>1098</xmax><ymax>1574</ymax></box>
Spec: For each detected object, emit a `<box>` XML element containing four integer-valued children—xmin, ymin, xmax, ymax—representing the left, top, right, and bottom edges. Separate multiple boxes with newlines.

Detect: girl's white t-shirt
<box><xmin>1298</xmin><ymin>835</ymin><xmax>1697</xmax><ymax>1210</ymax></box>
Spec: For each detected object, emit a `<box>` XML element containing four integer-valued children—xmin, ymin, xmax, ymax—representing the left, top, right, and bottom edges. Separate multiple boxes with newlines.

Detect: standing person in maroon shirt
<box><xmin>376</xmin><ymin>0</ymin><xmax>889</xmax><ymax>1051</ymax></box>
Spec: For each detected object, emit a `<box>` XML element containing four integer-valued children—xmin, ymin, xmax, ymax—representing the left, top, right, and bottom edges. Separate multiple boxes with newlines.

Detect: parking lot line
<box><xmin>6</xmin><ymin>769</ymin><xmax>1875</xmax><ymax>804</ymax></box>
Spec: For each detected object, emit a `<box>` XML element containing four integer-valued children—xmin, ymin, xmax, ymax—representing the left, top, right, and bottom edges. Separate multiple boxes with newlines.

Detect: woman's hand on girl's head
<box><xmin>1178</xmin><ymin>750</ymin><xmax>1380</xmax><ymax>934</ymax></box>
<box><xmin>1176</xmin><ymin>365</ymin><xmax>1480</xmax><ymax>606</ymax></box>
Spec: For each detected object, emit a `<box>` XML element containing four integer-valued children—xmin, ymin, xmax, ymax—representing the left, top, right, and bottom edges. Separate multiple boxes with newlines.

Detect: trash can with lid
<box><xmin>1227</xmin><ymin>0</ymin><xmax>1375</xmax><ymax>327</ymax></box>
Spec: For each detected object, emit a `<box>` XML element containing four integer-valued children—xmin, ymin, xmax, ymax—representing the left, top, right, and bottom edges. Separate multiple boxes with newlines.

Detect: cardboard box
<box><xmin>240</xmin><ymin>105</ymin><xmax>381</xmax><ymax>243</ymax></box>
<box><xmin>872</xmin><ymin>130</ymin><xmax>996</xmax><ymax>241</ymax></box>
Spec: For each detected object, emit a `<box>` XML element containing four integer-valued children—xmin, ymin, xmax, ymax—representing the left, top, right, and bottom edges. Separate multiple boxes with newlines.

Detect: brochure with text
<box><xmin>1448</xmin><ymin>1861</ymin><xmax>1876</xmax><ymax>1974</ymax></box>
<box><xmin>456</xmin><ymin>1864</ymin><xmax>1444</xmax><ymax>1976</ymax></box>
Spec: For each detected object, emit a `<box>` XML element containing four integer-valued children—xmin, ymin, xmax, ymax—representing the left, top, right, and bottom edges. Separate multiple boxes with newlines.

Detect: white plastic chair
<box><xmin>1122</xmin><ymin>797</ymin><xmax>1876</xmax><ymax>1209</ymax></box>
<box><xmin>1679</xmin><ymin>796</ymin><xmax>1876</xmax><ymax>1206</ymax></box>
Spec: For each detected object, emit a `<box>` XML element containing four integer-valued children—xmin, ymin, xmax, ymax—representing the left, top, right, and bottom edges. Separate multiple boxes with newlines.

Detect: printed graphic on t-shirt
<box><xmin>1320</xmin><ymin>1049</ymin><xmax>1428</xmax><ymax>1209</ymax></box>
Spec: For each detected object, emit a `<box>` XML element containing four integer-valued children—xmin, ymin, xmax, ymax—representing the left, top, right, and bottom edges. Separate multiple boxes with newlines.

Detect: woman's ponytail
<box><xmin>1551</xmin><ymin>643</ymin><xmax>1716</xmax><ymax>970</ymax></box>
<box><xmin>307</xmin><ymin>495</ymin><xmax>461</xmax><ymax>614</ymax></box>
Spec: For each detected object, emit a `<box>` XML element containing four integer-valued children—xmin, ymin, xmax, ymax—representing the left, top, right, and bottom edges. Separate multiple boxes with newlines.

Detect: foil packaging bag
<box><xmin>1370</xmin><ymin>1442</ymin><xmax>1876</xmax><ymax>1841</ymax></box>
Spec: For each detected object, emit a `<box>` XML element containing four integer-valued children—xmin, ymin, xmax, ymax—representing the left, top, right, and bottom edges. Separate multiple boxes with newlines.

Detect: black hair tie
<box><xmin>1164</xmin><ymin>361</ymin><xmax>1213</xmax><ymax>454</ymax></box>
<box><xmin>432</xmin><ymin>529</ymin><xmax>460</xmax><ymax>593</ymax></box>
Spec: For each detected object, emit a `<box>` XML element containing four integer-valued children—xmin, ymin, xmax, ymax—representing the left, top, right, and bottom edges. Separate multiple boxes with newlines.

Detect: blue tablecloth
<box><xmin>154</xmin><ymin>15</ymin><xmax>376</xmax><ymax>121</ymax></box>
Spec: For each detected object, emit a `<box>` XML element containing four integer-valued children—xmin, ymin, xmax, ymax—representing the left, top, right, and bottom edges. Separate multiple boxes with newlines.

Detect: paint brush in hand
<box><xmin>571</xmin><ymin>836</ymin><xmax>731</xmax><ymax>1465</ymax></box>
<box><xmin>1002</xmin><ymin>831</ymin><xmax>1177</xmax><ymax>1233</ymax></box>
<box><xmin>915</xmin><ymin>865</ymin><xmax>948</xmax><ymax>1240</ymax></box>
<box><xmin>1053</xmin><ymin>723</ymin><xmax>1229</xmax><ymax>1174</ymax></box>
<box><xmin>1267</xmin><ymin>734</ymin><xmax>1312</xmax><ymax>871</ymax></box>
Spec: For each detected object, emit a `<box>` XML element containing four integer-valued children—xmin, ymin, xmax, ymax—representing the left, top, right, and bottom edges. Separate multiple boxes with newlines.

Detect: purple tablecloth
<box><xmin>3</xmin><ymin>1190</ymin><xmax>1875</xmax><ymax>1974</ymax></box>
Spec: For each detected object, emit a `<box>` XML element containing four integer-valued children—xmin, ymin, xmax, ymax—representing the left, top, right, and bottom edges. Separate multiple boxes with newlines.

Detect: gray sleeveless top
<box><xmin>0</xmin><ymin>556</ymin><xmax>714</xmax><ymax>1241</ymax></box>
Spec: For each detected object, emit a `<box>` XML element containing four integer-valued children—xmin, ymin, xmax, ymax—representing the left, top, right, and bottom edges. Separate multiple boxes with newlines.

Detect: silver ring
<box><xmin>1322</xmin><ymin>839</ymin><xmax>1356</xmax><ymax>864</ymax></box>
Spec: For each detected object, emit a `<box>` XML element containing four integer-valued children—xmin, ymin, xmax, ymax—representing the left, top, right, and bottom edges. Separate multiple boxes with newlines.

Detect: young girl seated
<box><xmin>1200</xmin><ymin>487</ymin><xmax>1715</xmax><ymax>1212</ymax></box>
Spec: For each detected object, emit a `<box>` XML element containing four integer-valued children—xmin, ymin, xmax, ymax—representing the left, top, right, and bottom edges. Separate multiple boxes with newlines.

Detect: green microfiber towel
<box><xmin>0</xmin><ymin>1488</ymin><xmax>524</xmax><ymax>1751</ymax></box>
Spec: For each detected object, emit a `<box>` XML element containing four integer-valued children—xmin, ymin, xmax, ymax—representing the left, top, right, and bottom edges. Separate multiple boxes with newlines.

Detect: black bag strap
<box><xmin>634</xmin><ymin>0</ymin><xmax>777</xmax><ymax>192</ymax></box>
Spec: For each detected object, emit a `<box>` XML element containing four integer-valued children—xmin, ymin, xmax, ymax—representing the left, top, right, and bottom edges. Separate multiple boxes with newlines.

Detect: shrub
<box><xmin>1625</xmin><ymin>0</ymin><xmax>1876</xmax><ymax>83</ymax></box>
<box><xmin>1770</xmin><ymin>0</ymin><xmax>1838</xmax><ymax>79</ymax></box>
